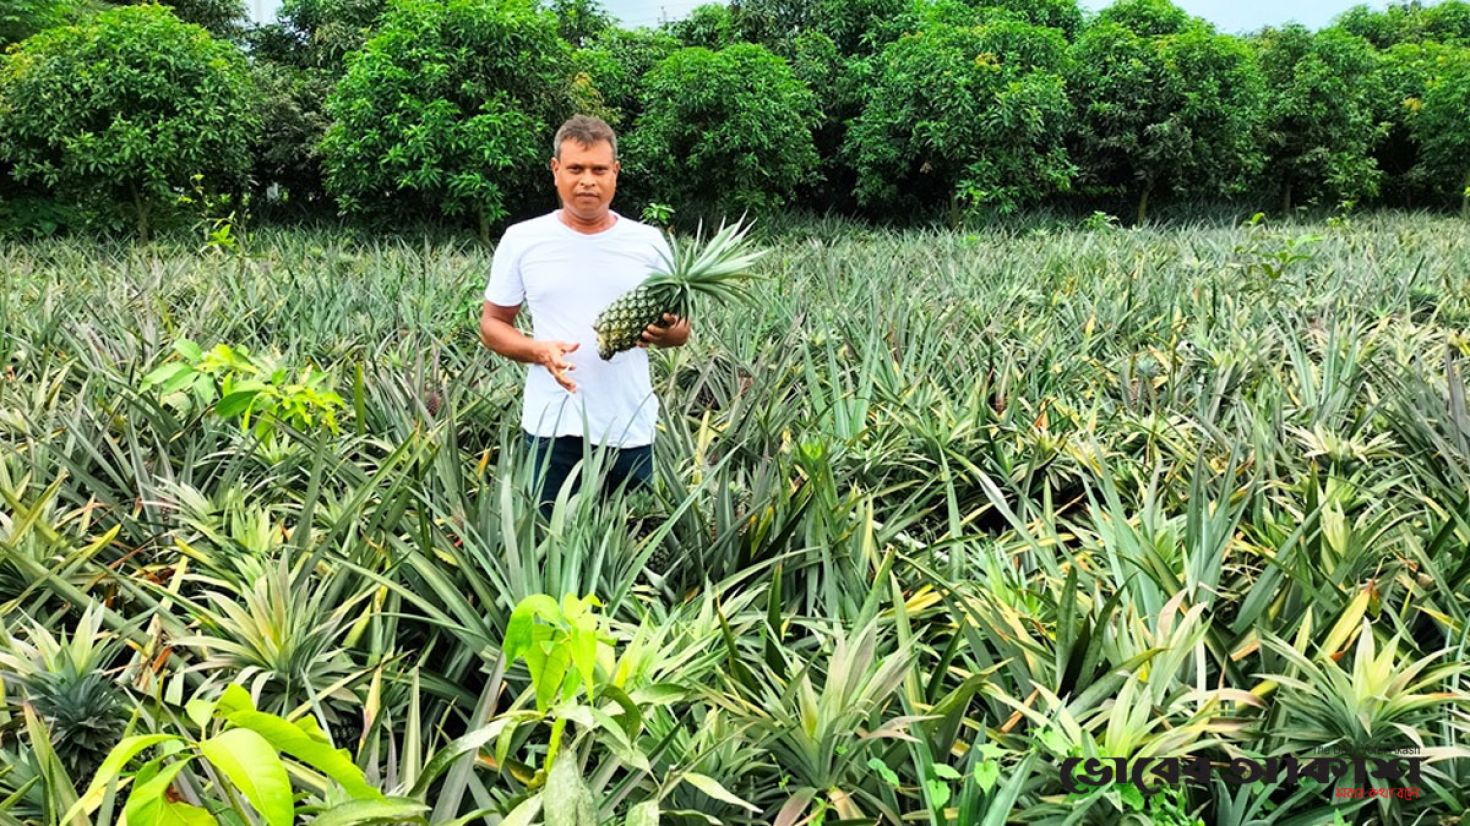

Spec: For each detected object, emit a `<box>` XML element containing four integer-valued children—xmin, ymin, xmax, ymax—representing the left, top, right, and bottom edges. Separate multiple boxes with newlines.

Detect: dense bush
<box><xmin>1256</xmin><ymin>24</ymin><xmax>1386</xmax><ymax>211</ymax></box>
<box><xmin>846</xmin><ymin>17</ymin><xmax>1076</xmax><ymax>221</ymax></box>
<box><xmin>665</xmin><ymin>2</ymin><xmax>737</xmax><ymax>49</ymax></box>
<box><xmin>0</xmin><ymin>4</ymin><xmax>258</xmax><ymax>239</ymax></box>
<box><xmin>319</xmin><ymin>0</ymin><xmax>574</xmax><ymax>240</ymax></box>
<box><xmin>1068</xmin><ymin>13</ymin><xmax>1267</xmax><ymax>222</ymax></box>
<box><xmin>1338</xmin><ymin>0</ymin><xmax>1470</xmax><ymax>48</ymax></box>
<box><xmin>4</xmin><ymin>0</ymin><xmax>1470</xmax><ymax>236</ymax></box>
<box><xmin>624</xmin><ymin>43</ymin><xmax>820</xmax><ymax>216</ymax></box>
<box><xmin>1</xmin><ymin>0</ymin><xmax>80</xmax><ymax>48</ymax></box>
<box><xmin>572</xmin><ymin>25</ymin><xmax>681</xmax><ymax>128</ymax></box>
<box><xmin>1411</xmin><ymin>45</ymin><xmax>1470</xmax><ymax>211</ymax></box>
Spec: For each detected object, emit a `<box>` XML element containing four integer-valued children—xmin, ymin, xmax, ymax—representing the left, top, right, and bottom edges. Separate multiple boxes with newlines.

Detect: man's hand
<box><xmin>637</xmin><ymin>314</ymin><xmax>690</xmax><ymax>349</ymax></box>
<box><xmin>530</xmin><ymin>340</ymin><xmax>579</xmax><ymax>392</ymax></box>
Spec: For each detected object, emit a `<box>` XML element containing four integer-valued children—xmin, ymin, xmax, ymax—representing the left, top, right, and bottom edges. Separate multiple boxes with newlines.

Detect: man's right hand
<box><xmin>531</xmin><ymin>340</ymin><xmax>580</xmax><ymax>393</ymax></box>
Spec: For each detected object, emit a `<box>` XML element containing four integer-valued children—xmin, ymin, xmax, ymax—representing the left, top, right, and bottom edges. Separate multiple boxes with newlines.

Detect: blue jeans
<box><xmin>524</xmin><ymin>433</ymin><xmax>653</xmax><ymax>514</ymax></box>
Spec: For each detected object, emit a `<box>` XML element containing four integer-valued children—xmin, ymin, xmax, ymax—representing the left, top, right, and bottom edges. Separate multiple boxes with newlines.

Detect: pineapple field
<box><xmin>3</xmin><ymin>211</ymin><xmax>1470</xmax><ymax>825</ymax></box>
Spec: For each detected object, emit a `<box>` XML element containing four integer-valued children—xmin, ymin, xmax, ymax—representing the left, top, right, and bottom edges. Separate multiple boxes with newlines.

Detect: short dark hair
<box><xmin>553</xmin><ymin>115</ymin><xmax>617</xmax><ymax>160</ymax></box>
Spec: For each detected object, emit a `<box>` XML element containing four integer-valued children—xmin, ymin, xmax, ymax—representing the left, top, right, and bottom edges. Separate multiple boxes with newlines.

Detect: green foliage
<box><xmin>1068</xmin><ymin>18</ymin><xmax>1267</xmax><ymax>222</ymax></box>
<box><xmin>550</xmin><ymin>0</ymin><xmax>611</xmax><ymax>47</ymax></box>
<box><xmin>319</xmin><ymin>0</ymin><xmax>573</xmax><ymax>240</ymax></box>
<box><xmin>502</xmin><ymin>593</ymin><xmax>608</xmax><ymax>713</ymax></box>
<box><xmin>731</xmin><ymin>0</ymin><xmax>908</xmax><ymax>56</ymax></box>
<box><xmin>846</xmin><ymin>18</ymin><xmax>1076</xmax><ymax>221</ymax></box>
<box><xmin>248</xmin><ymin>0</ymin><xmax>389</xmax><ymax>70</ymax></box>
<box><xmin>8</xmin><ymin>215</ymin><xmax>1470</xmax><ymax>820</ymax></box>
<box><xmin>640</xmin><ymin>201</ymin><xmax>675</xmax><ymax>225</ymax></box>
<box><xmin>785</xmin><ymin>29</ymin><xmax>864</xmax><ymax>210</ymax></box>
<box><xmin>67</xmin><ymin>684</ymin><xmax>388</xmax><ymax>826</ymax></box>
<box><xmin>1094</xmin><ymin>0</ymin><xmax>1194</xmax><ymax>37</ymax></box>
<box><xmin>246</xmin><ymin>60</ymin><xmax>336</xmax><ymax>215</ymax></box>
<box><xmin>976</xmin><ymin>0</ymin><xmax>1085</xmax><ymax>40</ymax></box>
<box><xmin>1336</xmin><ymin>0</ymin><xmax>1470</xmax><ymax>48</ymax></box>
<box><xmin>0</xmin><ymin>4</ymin><xmax>258</xmax><ymax>240</ymax></box>
<box><xmin>122</xmin><ymin>0</ymin><xmax>247</xmax><ymax>38</ymax></box>
<box><xmin>572</xmin><ymin>25</ymin><xmax>681</xmax><ymax>128</ymax></box>
<box><xmin>0</xmin><ymin>0</ymin><xmax>82</xmax><ymax>47</ymax></box>
<box><xmin>665</xmin><ymin>1</ymin><xmax>737</xmax><ymax>49</ymax></box>
<box><xmin>1256</xmin><ymin>24</ymin><xmax>1387</xmax><ymax>210</ymax></box>
<box><xmin>140</xmin><ymin>339</ymin><xmax>346</xmax><ymax>438</ymax></box>
<box><xmin>624</xmin><ymin>43</ymin><xmax>820</xmax><ymax>216</ymax></box>
<box><xmin>1410</xmin><ymin>45</ymin><xmax>1470</xmax><ymax>211</ymax></box>
<box><xmin>1373</xmin><ymin>39</ymin><xmax>1470</xmax><ymax>207</ymax></box>
<box><xmin>0</xmin><ymin>606</ymin><xmax>126</xmax><ymax>778</ymax></box>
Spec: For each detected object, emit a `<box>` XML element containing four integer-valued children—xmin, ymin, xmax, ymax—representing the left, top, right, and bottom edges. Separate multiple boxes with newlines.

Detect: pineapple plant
<box><xmin>20</xmin><ymin>669</ymin><xmax>127</xmax><ymax>777</ymax></box>
<box><xmin>593</xmin><ymin>219</ymin><xmax>768</xmax><ymax>360</ymax></box>
<box><xmin>0</xmin><ymin>605</ymin><xmax>127</xmax><ymax>778</ymax></box>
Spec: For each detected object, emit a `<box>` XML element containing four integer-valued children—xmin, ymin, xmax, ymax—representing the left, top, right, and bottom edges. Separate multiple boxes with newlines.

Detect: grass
<box><xmin>1</xmin><ymin>210</ymin><xmax>1469</xmax><ymax>824</ymax></box>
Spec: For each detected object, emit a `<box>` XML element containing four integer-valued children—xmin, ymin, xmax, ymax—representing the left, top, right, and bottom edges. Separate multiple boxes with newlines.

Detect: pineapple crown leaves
<box><xmin>641</xmin><ymin>217</ymin><xmax>770</xmax><ymax>317</ymax></box>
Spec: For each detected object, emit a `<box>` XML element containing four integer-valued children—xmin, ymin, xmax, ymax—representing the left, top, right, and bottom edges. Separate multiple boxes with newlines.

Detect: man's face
<box><xmin>551</xmin><ymin>139</ymin><xmax>618</xmax><ymax>221</ymax></box>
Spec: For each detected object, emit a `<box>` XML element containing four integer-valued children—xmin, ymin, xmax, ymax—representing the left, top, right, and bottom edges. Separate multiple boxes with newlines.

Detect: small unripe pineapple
<box><xmin>594</xmin><ymin>219</ymin><xmax>767</xmax><ymax>360</ymax></box>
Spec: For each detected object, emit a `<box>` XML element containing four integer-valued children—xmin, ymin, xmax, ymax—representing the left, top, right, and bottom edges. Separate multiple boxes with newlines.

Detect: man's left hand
<box><xmin>638</xmin><ymin>313</ymin><xmax>690</xmax><ymax>349</ymax></box>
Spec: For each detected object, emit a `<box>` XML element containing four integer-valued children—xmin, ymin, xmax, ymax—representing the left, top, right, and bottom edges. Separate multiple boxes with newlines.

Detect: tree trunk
<box><xmin>948</xmin><ymin>189</ymin><xmax>961</xmax><ymax>231</ymax></box>
<box><xmin>1282</xmin><ymin>180</ymin><xmax>1293</xmax><ymax>215</ymax></box>
<box><xmin>132</xmin><ymin>183</ymin><xmax>151</xmax><ymax>243</ymax></box>
<box><xmin>477</xmin><ymin>206</ymin><xmax>491</xmax><ymax>248</ymax></box>
<box><xmin>1136</xmin><ymin>182</ymin><xmax>1153</xmax><ymax>226</ymax></box>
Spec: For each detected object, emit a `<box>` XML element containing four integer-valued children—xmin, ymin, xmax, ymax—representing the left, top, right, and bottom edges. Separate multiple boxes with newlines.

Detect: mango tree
<box><xmin>319</xmin><ymin>0</ymin><xmax>574</xmax><ymax>244</ymax></box>
<box><xmin>1068</xmin><ymin>11</ymin><xmax>1267</xmax><ymax>223</ymax></box>
<box><xmin>845</xmin><ymin>16</ymin><xmax>1076</xmax><ymax>224</ymax></box>
<box><xmin>1413</xmin><ymin>47</ymin><xmax>1470</xmax><ymax>214</ymax></box>
<box><xmin>1256</xmin><ymin>24</ymin><xmax>1386</xmax><ymax>212</ymax></box>
<box><xmin>623</xmin><ymin>43</ymin><xmax>821</xmax><ymax>218</ymax></box>
<box><xmin>0</xmin><ymin>4</ymin><xmax>258</xmax><ymax>240</ymax></box>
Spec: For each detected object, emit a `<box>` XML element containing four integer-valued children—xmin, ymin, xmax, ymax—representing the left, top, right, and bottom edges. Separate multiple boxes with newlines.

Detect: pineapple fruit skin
<box><xmin>595</xmin><ymin>283</ymin><xmax>669</xmax><ymax>360</ymax></box>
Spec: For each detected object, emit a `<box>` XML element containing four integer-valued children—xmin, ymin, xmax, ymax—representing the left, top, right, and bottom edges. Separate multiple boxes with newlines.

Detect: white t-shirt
<box><xmin>484</xmin><ymin>210</ymin><xmax>673</xmax><ymax>448</ymax></box>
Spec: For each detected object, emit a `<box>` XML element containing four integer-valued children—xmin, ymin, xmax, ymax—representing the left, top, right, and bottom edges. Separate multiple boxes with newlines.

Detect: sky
<box><xmin>247</xmin><ymin>0</ymin><xmax>1392</xmax><ymax>34</ymax></box>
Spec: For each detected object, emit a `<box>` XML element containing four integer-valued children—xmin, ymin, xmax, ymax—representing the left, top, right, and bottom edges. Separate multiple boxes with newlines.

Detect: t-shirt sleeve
<box><xmin>484</xmin><ymin>229</ymin><xmax>526</xmax><ymax>306</ymax></box>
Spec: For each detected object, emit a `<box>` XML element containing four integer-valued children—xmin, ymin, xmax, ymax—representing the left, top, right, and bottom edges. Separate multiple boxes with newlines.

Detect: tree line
<box><xmin>2</xmin><ymin>0</ymin><xmax>1468</xmax><ymax>241</ymax></box>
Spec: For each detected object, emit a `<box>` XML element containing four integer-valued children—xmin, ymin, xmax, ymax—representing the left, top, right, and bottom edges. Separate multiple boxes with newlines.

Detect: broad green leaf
<box><xmin>681</xmin><ymin>773</ymin><xmax>759</xmax><ymax>814</ymax></box>
<box><xmin>199</xmin><ymin>729</ymin><xmax>293</xmax><ymax>826</ymax></box>
<box><xmin>503</xmin><ymin>594</ymin><xmax>561</xmax><ymax>664</ymax></box>
<box><xmin>625</xmin><ymin>801</ymin><xmax>658</xmax><ymax>826</ymax></box>
<box><xmin>866</xmin><ymin>757</ymin><xmax>899</xmax><ymax>787</ymax></box>
<box><xmin>69</xmin><ymin>734</ymin><xmax>178</xmax><ymax>820</ymax></box>
<box><xmin>926</xmin><ymin>779</ymin><xmax>951</xmax><ymax>809</ymax></box>
<box><xmin>142</xmin><ymin>362</ymin><xmax>190</xmax><ymax>388</ymax></box>
<box><xmin>122</xmin><ymin>759</ymin><xmax>192</xmax><ymax>822</ymax></box>
<box><xmin>215</xmin><ymin>388</ymin><xmax>262</xmax><ymax>418</ymax></box>
<box><xmin>216</xmin><ymin>683</ymin><xmax>255</xmax><ymax>716</ymax></box>
<box><xmin>129</xmin><ymin>799</ymin><xmax>218</xmax><ymax>826</ymax></box>
<box><xmin>174</xmin><ymin>339</ymin><xmax>204</xmax><ymax>362</ymax></box>
<box><xmin>973</xmin><ymin>759</ymin><xmax>1000</xmax><ymax>793</ymax></box>
<box><xmin>544</xmin><ymin>755</ymin><xmax>594</xmax><ymax>826</ymax></box>
<box><xmin>186</xmin><ymin>699</ymin><xmax>216</xmax><ymax>731</ymax></box>
<box><xmin>224</xmin><ymin>710</ymin><xmax>380</xmax><ymax>800</ymax></box>
<box><xmin>932</xmin><ymin>764</ymin><xmax>961</xmax><ymax>780</ymax></box>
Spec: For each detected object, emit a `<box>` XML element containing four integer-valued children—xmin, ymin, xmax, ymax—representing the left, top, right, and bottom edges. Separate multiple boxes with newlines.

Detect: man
<box><xmin>479</xmin><ymin>115</ymin><xmax>687</xmax><ymax>512</ymax></box>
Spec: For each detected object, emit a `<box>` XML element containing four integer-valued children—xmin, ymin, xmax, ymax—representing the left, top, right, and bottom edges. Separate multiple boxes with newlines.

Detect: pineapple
<box><xmin>594</xmin><ymin>219</ymin><xmax>768</xmax><ymax>360</ymax></box>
